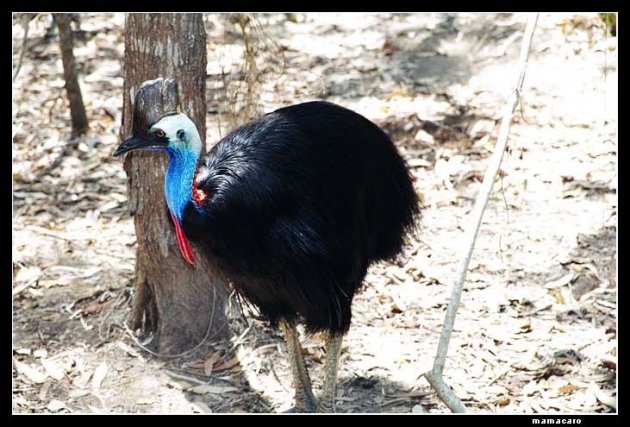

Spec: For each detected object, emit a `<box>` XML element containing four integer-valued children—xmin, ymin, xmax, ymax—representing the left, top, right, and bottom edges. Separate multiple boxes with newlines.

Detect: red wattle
<box><xmin>170</xmin><ymin>213</ymin><xmax>196</xmax><ymax>265</ymax></box>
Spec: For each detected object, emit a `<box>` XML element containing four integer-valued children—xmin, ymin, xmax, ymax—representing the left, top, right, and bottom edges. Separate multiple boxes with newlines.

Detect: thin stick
<box><xmin>13</xmin><ymin>14</ymin><xmax>32</xmax><ymax>83</ymax></box>
<box><xmin>423</xmin><ymin>13</ymin><xmax>539</xmax><ymax>413</ymax></box>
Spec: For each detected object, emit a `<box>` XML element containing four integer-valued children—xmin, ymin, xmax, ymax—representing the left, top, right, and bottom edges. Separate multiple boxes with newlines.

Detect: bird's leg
<box><xmin>279</xmin><ymin>319</ymin><xmax>318</xmax><ymax>413</ymax></box>
<box><xmin>318</xmin><ymin>332</ymin><xmax>344</xmax><ymax>413</ymax></box>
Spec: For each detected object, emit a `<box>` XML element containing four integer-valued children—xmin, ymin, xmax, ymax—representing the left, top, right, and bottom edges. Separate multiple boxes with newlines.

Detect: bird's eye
<box><xmin>155</xmin><ymin>130</ymin><xmax>166</xmax><ymax>138</ymax></box>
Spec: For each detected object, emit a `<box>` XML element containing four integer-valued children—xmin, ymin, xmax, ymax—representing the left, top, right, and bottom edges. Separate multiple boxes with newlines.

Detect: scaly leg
<box><xmin>279</xmin><ymin>319</ymin><xmax>318</xmax><ymax>412</ymax></box>
<box><xmin>318</xmin><ymin>332</ymin><xmax>344</xmax><ymax>413</ymax></box>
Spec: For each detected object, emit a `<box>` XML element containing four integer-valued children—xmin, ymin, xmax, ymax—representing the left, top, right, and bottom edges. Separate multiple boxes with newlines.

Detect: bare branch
<box><xmin>423</xmin><ymin>13</ymin><xmax>540</xmax><ymax>413</ymax></box>
<box><xmin>54</xmin><ymin>13</ymin><xmax>89</xmax><ymax>137</ymax></box>
<box><xmin>13</xmin><ymin>14</ymin><xmax>34</xmax><ymax>83</ymax></box>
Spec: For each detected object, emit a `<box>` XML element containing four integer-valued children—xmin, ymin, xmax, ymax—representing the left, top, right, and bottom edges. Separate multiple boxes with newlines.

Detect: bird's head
<box><xmin>114</xmin><ymin>112</ymin><xmax>203</xmax><ymax>266</ymax></box>
<box><xmin>114</xmin><ymin>112</ymin><xmax>202</xmax><ymax>158</ymax></box>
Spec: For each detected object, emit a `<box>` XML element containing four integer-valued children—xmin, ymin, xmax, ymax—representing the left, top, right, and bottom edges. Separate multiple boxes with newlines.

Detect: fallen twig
<box><xmin>423</xmin><ymin>13</ymin><xmax>540</xmax><ymax>413</ymax></box>
<box><xmin>13</xmin><ymin>14</ymin><xmax>33</xmax><ymax>83</ymax></box>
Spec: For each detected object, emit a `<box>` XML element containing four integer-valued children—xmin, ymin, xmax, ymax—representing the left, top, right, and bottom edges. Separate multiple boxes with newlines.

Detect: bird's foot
<box><xmin>283</xmin><ymin>405</ymin><xmax>318</xmax><ymax>413</ymax></box>
<box><xmin>283</xmin><ymin>398</ymin><xmax>319</xmax><ymax>413</ymax></box>
<box><xmin>282</xmin><ymin>400</ymin><xmax>337</xmax><ymax>413</ymax></box>
<box><xmin>317</xmin><ymin>401</ymin><xmax>335</xmax><ymax>413</ymax></box>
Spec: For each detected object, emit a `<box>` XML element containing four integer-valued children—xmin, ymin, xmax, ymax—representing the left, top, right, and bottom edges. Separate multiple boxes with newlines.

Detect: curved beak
<box><xmin>113</xmin><ymin>134</ymin><xmax>168</xmax><ymax>157</ymax></box>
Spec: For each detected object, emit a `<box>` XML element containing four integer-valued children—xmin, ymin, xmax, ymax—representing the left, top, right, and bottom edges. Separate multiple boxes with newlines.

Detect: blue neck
<box><xmin>164</xmin><ymin>147</ymin><xmax>200</xmax><ymax>221</ymax></box>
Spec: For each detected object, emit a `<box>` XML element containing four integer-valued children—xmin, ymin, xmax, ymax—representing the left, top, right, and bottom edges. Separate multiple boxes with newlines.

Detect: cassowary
<box><xmin>114</xmin><ymin>101</ymin><xmax>420</xmax><ymax>412</ymax></box>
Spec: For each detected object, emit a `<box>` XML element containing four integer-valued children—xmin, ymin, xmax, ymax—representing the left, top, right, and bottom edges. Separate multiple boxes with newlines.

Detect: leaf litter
<box><xmin>12</xmin><ymin>12</ymin><xmax>616</xmax><ymax>413</ymax></box>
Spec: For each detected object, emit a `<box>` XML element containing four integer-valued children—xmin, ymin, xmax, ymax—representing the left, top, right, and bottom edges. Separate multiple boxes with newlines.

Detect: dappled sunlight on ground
<box><xmin>13</xmin><ymin>12</ymin><xmax>616</xmax><ymax>413</ymax></box>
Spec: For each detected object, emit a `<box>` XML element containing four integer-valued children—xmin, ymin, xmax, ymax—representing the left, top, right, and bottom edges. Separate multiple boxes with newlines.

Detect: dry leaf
<box><xmin>518</xmin><ymin>318</ymin><xmax>532</xmax><ymax>333</ymax></box>
<box><xmin>78</xmin><ymin>299</ymin><xmax>114</xmax><ymax>317</ymax></box>
<box><xmin>383</xmin><ymin>391</ymin><xmax>428</xmax><ymax>399</ymax></box>
<box><xmin>91</xmin><ymin>362</ymin><xmax>108</xmax><ymax>390</ymax></box>
<box><xmin>41</xmin><ymin>358</ymin><xmax>65</xmax><ymax>381</ymax></box>
<box><xmin>14</xmin><ymin>360</ymin><xmax>47</xmax><ymax>384</ymax></box>
<box><xmin>38</xmin><ymin>381</ymin><xmax>52</xmax><ymax>402</ymax></box>
<box><xmin>184</xmin><ymin>360</ymin><xmax>207</xmax><ymax>370</ymax></box>
<box><xmin>204</xmin><ymin>352</ymin><xmax>221</xmax><ymax>376</ymax></box>
<box><xmin>558</xmin><ymin>383</ymin><xmax>579</xmax><ymax>395</ymax></box>
<box><xmin>212</xmin><ymin>355</ymin><xmax>241</xmax><ymax>372</ymax></box>
<box><xmin>591</xmin><ymin>383</ymin><xmax>616</xmax><ymax>409</ymax></box>
<box><xmin>391</xmin><ymin>303</ymin><xmax>403</xmax><ymax>314</ymax></box>
<box><xmin>14</xmin><ymin>266</ymin><xmax>42</xmax><ymax>285</ymax></box>
<box><xmin>544</xmin><ymin>273</ymin><xmax>575</xmax><ymax>289</ymax></box>
<box><xmin>188</xmin><ymin>384</ymin><xmax>238</xmax><ymax>395</ymax></box>
<box><xmin>68</xmin><ymin>389</ymin><xmax>90</xmax><ymax>398</ymax></box>
<box><xmin>73</xmin><ymin>369</ymin><xmax>93</xmax><ymax>388</ymax></box>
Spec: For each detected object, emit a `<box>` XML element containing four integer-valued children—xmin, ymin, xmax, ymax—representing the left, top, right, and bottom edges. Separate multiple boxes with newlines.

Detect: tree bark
<box><xmin>120</xmin><ymin>13</ymin><xmax>229</xmax><ymax>354</ymax></box>
<box><xmin>54</xmin><ymin>13</ymin><xmax>89</xmax><ymax>138</ymax></box>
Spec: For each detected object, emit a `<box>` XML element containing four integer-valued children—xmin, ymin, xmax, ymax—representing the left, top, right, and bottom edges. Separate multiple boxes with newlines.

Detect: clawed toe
<box><xmin>283</xmin><ymin>401</ymin><xmax>319</xmax><ymax>413</ymax></box>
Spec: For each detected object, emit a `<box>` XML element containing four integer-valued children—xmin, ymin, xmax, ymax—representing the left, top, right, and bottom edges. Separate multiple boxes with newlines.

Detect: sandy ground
<box><xmin>12</xmin><ymin>12</ymin><xmax>616</xmax><ymax>413</ymax></box>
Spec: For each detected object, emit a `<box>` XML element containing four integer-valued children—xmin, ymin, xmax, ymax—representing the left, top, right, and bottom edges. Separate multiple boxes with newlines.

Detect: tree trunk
<box><xmin>120</xmin><ymin>13</ymin><xmax>229</xmax><ymax>354</ymax></box>
<box><xmin>54</xmin><ymin>13</ymin><xmax>89</xmax><ymax>138</ymax></box>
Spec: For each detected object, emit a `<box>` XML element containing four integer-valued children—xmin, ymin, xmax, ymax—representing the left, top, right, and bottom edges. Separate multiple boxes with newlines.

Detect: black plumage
<box><xmin>182</xmin><ymin>101</ymin><xmax>420</xmax><ymax>334</ymax></box>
